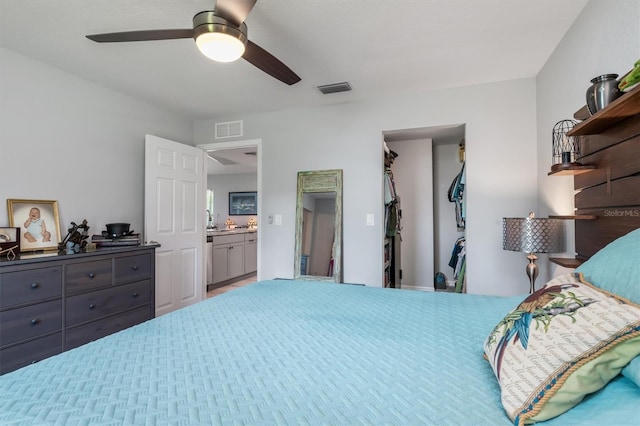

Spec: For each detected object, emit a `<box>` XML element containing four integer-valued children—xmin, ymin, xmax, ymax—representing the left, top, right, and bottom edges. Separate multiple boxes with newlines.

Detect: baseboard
<box><xmin>401</xmin><ymin>285</ymin><xmax>432</xmax><ymax>292</ymax></box>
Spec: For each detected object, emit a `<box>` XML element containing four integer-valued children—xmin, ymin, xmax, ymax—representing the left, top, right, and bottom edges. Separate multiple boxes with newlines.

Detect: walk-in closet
<box><xmin>382</xmin><ymin>124</ymin><xmax>466</xmax><ymax>291</ymax></box>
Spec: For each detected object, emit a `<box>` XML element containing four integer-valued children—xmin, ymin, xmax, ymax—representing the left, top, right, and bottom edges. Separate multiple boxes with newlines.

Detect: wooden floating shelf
<box><xmin>568</xmin><ymin>86</ymin><xmax>640</xmax><ymax>136</ymax></box>
<box><xmin>549</xmin><ymin>215</ymin><xmax>597</xmax><ymax>220</ymax></box>
<box><xmin>548</xmin><ymin>164</ymin><xmax>596</xmax><ymax>176</ymax></box>
<box><xmin>550</xmin><ymin>257</ymin><xmax>585</xmax><ymax>268</ymax></box>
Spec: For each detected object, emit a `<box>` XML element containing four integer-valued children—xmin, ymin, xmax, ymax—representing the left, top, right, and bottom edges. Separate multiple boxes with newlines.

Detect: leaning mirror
<box><xmin>294</xmin><ymin>169</ymin><xmax>343</xmax><ymax>283</ymax></box>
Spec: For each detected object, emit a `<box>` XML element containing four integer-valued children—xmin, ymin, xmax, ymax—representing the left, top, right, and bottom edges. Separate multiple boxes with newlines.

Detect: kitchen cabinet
<box><xmin>244</xmin><ymin>233</ymin><xmax>257</xmax><ymax>274</ymax></box>
<box><xmin>0</xmin><ymin>245</ymin><xmax>156</xmax><ymax>375</ymax></box>
<box><xmin>211</xmin><ymin>231</ymin><xmax>258</xmax><ymax>284</ymax></box>
<box><xmin>212</xmin><ymin>233</ymin><xmax>245</xmax><ymax>284</ymax></box>
<box><xmin>206</xmin><ymin>235</ymin><xmax>213</xmax><ymax>285</ymax></box>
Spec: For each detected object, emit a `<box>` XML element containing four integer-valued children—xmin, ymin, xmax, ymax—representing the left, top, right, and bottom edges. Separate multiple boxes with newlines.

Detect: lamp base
<box><xmin>525</xmin><ymin>253</ymin><xmax>539</xmax><ymax>294</ymax></box>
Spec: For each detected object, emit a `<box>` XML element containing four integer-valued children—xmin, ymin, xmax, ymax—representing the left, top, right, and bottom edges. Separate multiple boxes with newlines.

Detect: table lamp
<box><xmin>503</xmin><ymin>212</ymin><xmax>565</xmax><ymax>293</ymax></box>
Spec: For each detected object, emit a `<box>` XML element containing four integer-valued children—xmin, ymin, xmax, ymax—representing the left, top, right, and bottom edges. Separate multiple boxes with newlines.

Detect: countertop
<box><xmin>207</xmin><ymin>228</ymin><xmax>257</xmax><ymax>236</ymax></box>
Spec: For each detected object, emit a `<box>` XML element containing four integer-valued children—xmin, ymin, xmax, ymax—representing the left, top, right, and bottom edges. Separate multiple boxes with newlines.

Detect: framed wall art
<box><xmin>7</xmin><ymin>199</ymin><xmax>61</xmax><ymax>252</ymax></box>
<box><xmin>229</xmin><ymin>192</ymin><xmax>257</xmax><ymax>216</ymax></box>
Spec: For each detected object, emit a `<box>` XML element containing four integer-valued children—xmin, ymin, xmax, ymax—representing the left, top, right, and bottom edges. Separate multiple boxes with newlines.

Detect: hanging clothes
<box><xmin>384</xmin><ymin>168</ymin><xmax>401</xmax><ymax>237</ymax></box>
<box><xmin>384</xmin><ymin>170</ymin><xmax>396</xmax><ymax>205</ymax></box>
<box><xmin>447</xmin><ymin>162</ymin><xmax>466</xmax><ymax>229</ymax></box>
<box><xmin>448</xmin><ymin>237</ymin><xmax>466</xmax><ymax>280</ymax></box>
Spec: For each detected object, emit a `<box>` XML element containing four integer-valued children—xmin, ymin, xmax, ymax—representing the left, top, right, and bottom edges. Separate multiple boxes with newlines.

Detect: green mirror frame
<box><xmin>294</xmin><ymin>169</ymin><xmax>343</xmax><ymax>283</ymax></box>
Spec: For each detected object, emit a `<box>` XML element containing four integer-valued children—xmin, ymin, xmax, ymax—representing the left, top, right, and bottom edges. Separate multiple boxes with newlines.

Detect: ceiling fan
<box><xmin>85</xmin><ymin>0</ymin><xmax>301</xmax><ymax>85</ymax></box>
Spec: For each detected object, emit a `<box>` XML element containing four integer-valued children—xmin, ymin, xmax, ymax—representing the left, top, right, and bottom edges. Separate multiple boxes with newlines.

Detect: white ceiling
<box><xmin>206</xmin><ymin>147</ymin><xmax>258</xmax><ymax>175</ymax></box>
<box><xmin>1</xmin><ymin>0</ymin><xmax>588</xmax><ymax>123</ymax></box>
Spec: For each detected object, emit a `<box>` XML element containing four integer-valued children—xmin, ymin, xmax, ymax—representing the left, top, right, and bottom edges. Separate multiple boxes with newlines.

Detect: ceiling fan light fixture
<box><xmin>196</xmin><ymin>32</ymin><xmax>245</xmax><ymax>62</ymax></box>
<box><xmin>193</xmin><ymin>11</ymin><xmax>248</xmax><ymax>63</ymax></box>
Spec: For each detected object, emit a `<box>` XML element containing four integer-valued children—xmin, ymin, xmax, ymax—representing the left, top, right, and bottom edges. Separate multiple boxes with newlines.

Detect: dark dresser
<box><xmin>0</xmin><ymin>245</ymin><xmax>156</xmax><ymax>374</ymax></box>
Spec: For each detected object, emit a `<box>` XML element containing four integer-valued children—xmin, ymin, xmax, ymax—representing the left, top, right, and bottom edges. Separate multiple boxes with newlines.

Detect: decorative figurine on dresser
<box><xmin>58</xmin><ymin>219</ymin><xmax>91</xmax><ymax>252</ymax></box>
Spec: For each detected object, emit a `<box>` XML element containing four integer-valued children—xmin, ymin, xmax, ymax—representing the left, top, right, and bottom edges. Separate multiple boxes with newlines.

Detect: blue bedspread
<box><xmin>1</xmin><ymin>280</ymin><xmax>638</xmax><ymax>425</ymax></box>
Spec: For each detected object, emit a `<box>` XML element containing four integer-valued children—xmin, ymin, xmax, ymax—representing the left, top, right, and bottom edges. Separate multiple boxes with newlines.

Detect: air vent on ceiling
<box><xmin>215</xmin><ymin>120</ymin><xmax>243</xmax><ymax>139</ymax></box>
<box><xmin>317</xmin><ymin>82</ymin><xmax>352</xmax><ymax>94</ymax></box>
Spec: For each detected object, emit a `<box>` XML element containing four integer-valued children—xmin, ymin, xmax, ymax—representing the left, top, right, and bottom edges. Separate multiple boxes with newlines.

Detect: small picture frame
<box><xmin>229</xmin><ymin>192</ymin><xmax>257</xmax><ymax>216</ymax></box>
<box><xmin>0</xmin><ymin>227</ymin><xmax>20</xmax><ymax>259</ymax></box>
<box><xmin>7</xmin><ymin>199</ymin><xmax>62</xmax><ymax>252</ymax></box>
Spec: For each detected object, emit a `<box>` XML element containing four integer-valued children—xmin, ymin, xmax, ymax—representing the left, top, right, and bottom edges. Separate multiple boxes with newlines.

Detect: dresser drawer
<box><xmin>65</xmin><ymin>305</ymin><xmax>151</xmax><ymax>350</ymax></box>
<box><xmin>0</xmin><ymin>332</ymin><xmax>63</xmax><ymax>374</ymax></box>
<box><xmin>0</xmin><ymin>300</ymin><xmax>62</xmax><ymax>347</ymax></box>
<box><xmin>0</xmin><ymin>266</ymin><xmax>62</xmax><ymax>309</ymax></box>
<box><xmin>65</xmin><ymin>259</ymin><xmax>112</xmax><ymax>294</ymax></box>
<box><xmin>114</xmin><ymin>253</ymin><xmax>152</xmax><ymax>284</ymax></box>
<box><xmin>65</xmin><ymin>280</ymin><xmax>151</xmax><ymax>326</ymax></box>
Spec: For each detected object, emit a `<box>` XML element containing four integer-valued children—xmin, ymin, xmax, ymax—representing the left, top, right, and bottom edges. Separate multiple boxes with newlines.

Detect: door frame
<box><xmin>197</xmin><ymin>139</ymin><xmax>263</xmax><ymax>282</ymax></box>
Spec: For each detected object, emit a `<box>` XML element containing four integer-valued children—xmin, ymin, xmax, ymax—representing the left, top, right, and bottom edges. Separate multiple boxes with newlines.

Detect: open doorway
<box><xmin>383</xmin><ymin>124</ymin><xmax>465</xmax><ymax>291</ymax></box>
<box><xmin>197</xmin><ymin>139</ymin><xmax>262</xmax><ymax>295</ymax></box>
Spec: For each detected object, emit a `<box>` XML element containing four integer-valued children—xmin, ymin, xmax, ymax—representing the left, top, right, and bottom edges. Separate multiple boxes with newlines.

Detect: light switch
<box><xmin>274</xmin><ymin>214</ymin><xmax>282</xmax><ymax>226</ymax></box>
<box><xmin>366</xmin><ymin>213</ymin><xmax>375</xmax><ymax>226</ymax></box>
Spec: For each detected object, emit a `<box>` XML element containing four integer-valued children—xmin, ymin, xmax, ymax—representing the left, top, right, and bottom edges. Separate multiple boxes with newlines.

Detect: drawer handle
<box><xmin>229</xmin><ymin>246</ymin><xmax>234</xmax><ymax>250</ymax></box>
<box><xmin>88</xmin><ymin>273</ymin><xmax>95</xmax><ymax>279</ymax></box>
<box><xmin>132</xmin><ymin>292</ymin><xmax>139</xmax><ymax>298</ymax></box>
<box><xmin>31</xmin><ymin>319</ymin><xmax>40</xmax><ymax>325</ymax></box>
<box><xmin>89</xmin><ymin>304</ymin><xmax>96</xmax><ymax>310</ymax></box>
<box><xmin>31</xmin><ymin>282</ymin><xmax>40</xmax><ymax>289</ymax></box>
<box><xmin>132</xmin><ymin>265</ymin><xmax>139</xmax><ymax>271</ymax></box>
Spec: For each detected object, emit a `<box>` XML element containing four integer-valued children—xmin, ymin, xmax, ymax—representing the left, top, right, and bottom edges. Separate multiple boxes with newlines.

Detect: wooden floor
<box><xmin>206</xmin><ymin>274</ymin><xmax>257</xmax><ymax>298</ymax></box>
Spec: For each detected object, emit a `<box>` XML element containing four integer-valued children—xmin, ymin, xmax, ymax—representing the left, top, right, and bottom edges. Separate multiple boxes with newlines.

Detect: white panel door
<box><xmin>145</xmin><ymin>134</ymin><xmax>205</xmax><ymax>316</ymax></box>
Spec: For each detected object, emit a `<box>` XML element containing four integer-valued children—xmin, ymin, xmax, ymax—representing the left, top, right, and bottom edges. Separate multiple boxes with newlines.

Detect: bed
<box><xmin>1</xmin><ymin>225</ymin><xmax>640</xmax><ymax>426</ymax></box>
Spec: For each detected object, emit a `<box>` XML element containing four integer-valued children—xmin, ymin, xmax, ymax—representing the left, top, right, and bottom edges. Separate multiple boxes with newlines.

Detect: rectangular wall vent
<box><xmin>317</xmin><ymin>82</ymin><xmax>352</xmax><ymax>94</ymax></box>
<box><xmin>215</xmin><ymin>120</ymin><xmax>243</xmax><ymax>139</ymax></box>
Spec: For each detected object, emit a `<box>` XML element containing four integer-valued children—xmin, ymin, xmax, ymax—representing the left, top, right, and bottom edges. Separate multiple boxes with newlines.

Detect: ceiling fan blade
<box><xmin>243</xmin><ymin>40</ymin><xmax>301</xmax><ymax>85</ymax></box>
<box><xmin>86</xmin><ymin>29</ymin><xmax>194</xmax><ymax>43</ymax></box>
<box><xmin>214</xmin><ymin>0</ymin><xmax>257</xmax><ymax>27</ymax></box>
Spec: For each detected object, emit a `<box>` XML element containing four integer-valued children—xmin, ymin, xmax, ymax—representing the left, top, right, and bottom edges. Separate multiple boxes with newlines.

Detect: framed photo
<box><xmin>7</xmin><ymin>199</ymin><xmax>61</xmax><ymax>252</ymax></box>
<box><xmin>229</xmin><ymin>192</ymin><xmax>257</xmax><ymax>216</ymax></box>
<box><xmin>0</xmin><ymin>227</ymin><xmax>20</xmax><ymax>259</ymax></box>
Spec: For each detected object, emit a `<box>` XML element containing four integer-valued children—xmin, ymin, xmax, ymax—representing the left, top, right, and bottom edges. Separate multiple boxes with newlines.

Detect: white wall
<box><xmin>536</xmin><ymin>0</ymin><xmax>640</xmax><ymax>281</ymax></box>
<box><xmin>386</xmin><ymin>139</ymin><xmax>434</xmax><ymax>290</ymax></box>
<box><xmin>0</xmin><ymin>47</ymin><xmax>194</xmax><ymax>237</ymax></box>
<box><xmin>3</xmin><ymin>1</ymin><xmax>632</xmax><ymax>297</ymax></box>
<box><xmin>195</xmin><ymin>78</ymin><xmax>539</xmax><ymax>295</ymax></box>
<box><xmin>207</xmin><ymin>172</ymin><xmax>258</xmax><ymax>227</ymax></box>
